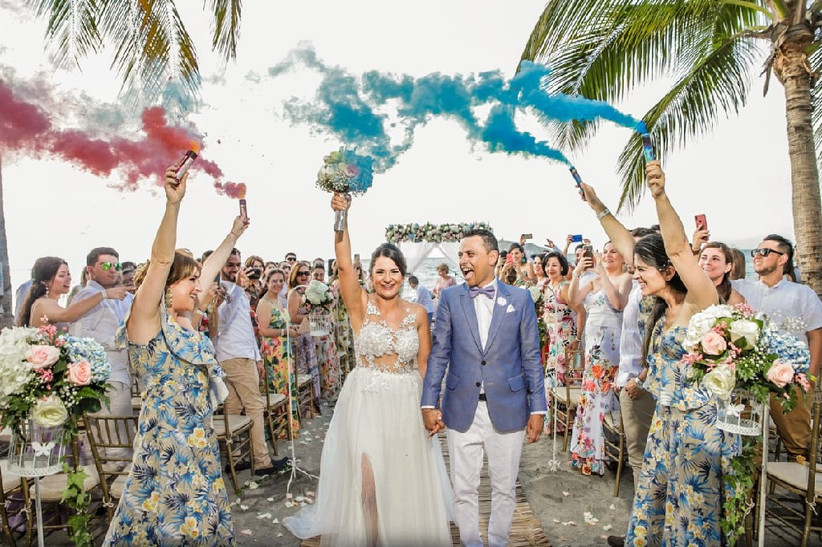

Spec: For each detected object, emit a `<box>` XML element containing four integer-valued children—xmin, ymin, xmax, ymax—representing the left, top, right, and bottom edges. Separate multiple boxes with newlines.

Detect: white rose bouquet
<box><xmin>304</xmin><ymin>280</ymin><xmax>334</xmax><ymax>313</ymax></box>
<box><xmin>683</xmin><ymin>303</ymin><xmax>810</xmax><ymax>412</ymax></box>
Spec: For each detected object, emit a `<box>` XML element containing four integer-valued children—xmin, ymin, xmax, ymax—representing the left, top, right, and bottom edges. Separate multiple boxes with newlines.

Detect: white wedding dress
<box><xmin>284</xmin><ymin>298</ymin><xmax>453</xmax><ymax>545</ymax></box>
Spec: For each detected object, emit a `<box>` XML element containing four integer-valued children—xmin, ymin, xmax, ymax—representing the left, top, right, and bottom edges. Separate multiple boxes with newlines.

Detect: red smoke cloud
<box><xmin>0</xmin><ymin>79</ymin><xmax>229</xmax><ymax>194</ymax></box>
<box><xmin>214</xmin><ymin>181</ymin><xmax>247</xmax><ymax>199</ymax></box>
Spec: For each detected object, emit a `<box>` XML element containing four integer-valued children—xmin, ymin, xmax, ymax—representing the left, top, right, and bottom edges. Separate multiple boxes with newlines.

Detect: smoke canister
<box><xmin>174</xmin><ymin>150</ymin><xmax>198</xmax><ymax>180</ymax></box>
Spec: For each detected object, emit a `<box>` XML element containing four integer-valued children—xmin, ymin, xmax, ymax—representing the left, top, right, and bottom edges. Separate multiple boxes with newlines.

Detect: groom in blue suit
<box><xmin>422</xmin><ymin>228</ymin><xmax>546</xmax><ymax>547</ymax></box>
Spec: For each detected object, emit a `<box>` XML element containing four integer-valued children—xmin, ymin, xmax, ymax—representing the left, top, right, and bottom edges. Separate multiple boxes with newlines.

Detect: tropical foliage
<box><xmin>520</xmin><ymin>0</ymin><xmax>822</xmax><ymax>296</ymax></box>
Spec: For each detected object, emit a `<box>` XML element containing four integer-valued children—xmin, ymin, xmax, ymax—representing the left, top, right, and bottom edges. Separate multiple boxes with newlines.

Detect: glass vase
<box><xmin>309</xmin><ymin>310</ymin><xmax>332</xmax><ymax>337</ymax></box>
<box><xmin>7</xmin><ymin>418</ymin><xmax>66</xmax><ymax>477</ymax></box>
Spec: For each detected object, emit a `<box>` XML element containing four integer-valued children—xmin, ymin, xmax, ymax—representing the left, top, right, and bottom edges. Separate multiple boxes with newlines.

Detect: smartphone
<box><xmin>571</xmin><ymin>234</ymin><xmax>583</xmax><ymax>243</ymax></box>
<box><xmin>640</xmin><ymin>133</ymin><xmax>655</xmax><ymax>162</ymax></box>
<box><xmin>505</xmin><ymin>254</ymin><xmax>514</xmax><ymax>264</ymax></box>
<box><xmin>499</xmin><ymin>250</ymin><xmax>508</xmax><ymax>260</ymax></box>
<box><xmin>214</xmin><ymin>273</ymin><xmax>221</xmax><ymax>284</ymax></box>
<box><xmin>582</xmin><ymin>245</ymin><xmax>594</xmax><ymax>261</ymax></box>
<box><xmin>521</xmin><ymin>233</ymin><xmax>533</xmax><ymax>241</ymax></box>
<box><xmin>246</xmin><ymin>267</ymin><xmax>262</xmax><ymax>280</ymax></box>
<box><xmin>695</xmin><ymin>214</ymin><xmax>708</xmax><ymax>232</ymax></box>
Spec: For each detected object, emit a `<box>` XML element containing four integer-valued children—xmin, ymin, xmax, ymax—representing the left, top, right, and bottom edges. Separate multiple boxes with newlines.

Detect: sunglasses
<box><xmin>286</xmin><ymin>257</ymin><xmax>297</xmax><ymax>262</ymax></box>
<box><xmin>750</xmin><ymin>248</ymin><xmax>785</xmax><ymax>258</ymax></box>
<box><xmin>297</xmin><ymin>271</ymin><xmax>310</xmax><ymax>276</ymax></box>
<box><xmin>100</xmin><ymin>262</ymin><xmax>122</xmax><ymax>271</ymax></box>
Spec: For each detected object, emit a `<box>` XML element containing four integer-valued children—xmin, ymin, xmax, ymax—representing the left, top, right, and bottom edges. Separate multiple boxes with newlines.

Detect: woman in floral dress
<box><xmin>104</xmin><ymin>166</ymin><xmax>245</xmax><ymax>545</ymax></box>
<box><xmin>579</xmin><ymin>162</ymin><xmax>739</xmax><ymax>545</ymax></box>
<box><xmin>256</xmin><ymin>269</ymin><xmax>300</xmax><ymax>437</ymax></box>
<box><xmin>568</xmin><ymin>242</ymin><xmax>632</xmax><ymax>476</ymax></box>
<box><xmin>541</xmin><ymin>251</ymin><xmax>580</xmax><ymax>434</ymax></box>
<box><xmin>310</xmin><ymin>267</ymin><xmax>341</xmax><ymax>401</ymax></box>
<box><xmin>287</xmin><ymin>263</ymin><xmax>321</xmax><ymax>415</ymax></box>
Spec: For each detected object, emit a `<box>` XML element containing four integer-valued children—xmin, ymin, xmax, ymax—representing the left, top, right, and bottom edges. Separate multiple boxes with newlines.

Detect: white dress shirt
<box><xmin>616</xmin><ymin>283</ymin><xmax>644</xmax><ymax>388</ymax></box>
<box><xmin>214</xmin><ymin>281</ymin><xmax>262</xmax><ymax>362</ymax></box>
<box><xmin>733</xmin><ymin>278</ymin><xmax>822</xmax><ymax>345</ymax></box>
<box><xmin>473</xmin><ymin>280</ymin><xmax>497</xmax><ymax>350</ymax></box>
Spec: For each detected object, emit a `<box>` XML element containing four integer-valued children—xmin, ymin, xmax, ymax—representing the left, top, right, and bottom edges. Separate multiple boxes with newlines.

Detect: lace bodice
<box><xmin>354</xmin><ymin>299</ymin><xmax>419</xmax><ymax>374</ymax></box>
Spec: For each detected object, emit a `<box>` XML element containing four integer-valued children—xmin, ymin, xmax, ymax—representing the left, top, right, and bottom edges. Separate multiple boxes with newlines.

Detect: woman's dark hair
<box><xmin>508</xmin><ymin>242</ymin><xmax>524</xmax><ymax>254</ymax></box>
<box><xmin>729</xmin><ymin>248</ymin><xmax>746</xmax><ymax>280</ymax></box>
<box><xmin>18</xmin><ymin>257</ymin><xmax>67</xmax><ymax>327</ymax></box>
<box><xmin>701</xmin><ymin>241</ymin><xmax>733</xmax><ymax>303</ymax></box>
<box><xmin>543</xmin><ymin>251</ymin><xmax>569</xmax><ymax>276</ymax></box>
<box><xmin>764</xmin><ymin>234</ymin><xmax>796</xmax><ymax>282</ymax></box>
<box><xmin>370</xmin><ymin>243</ymin><xmax>407</xmax><ymax>277</ymax></box>
<box><xmin>264</xmin><ymin>268</ymin><xmax>285</xmax><ymax>285</ymax></box>
<box><xmin>634</xmin><ymin>234</ymin><xmax>687</xmax><ymax>362</ymax></box>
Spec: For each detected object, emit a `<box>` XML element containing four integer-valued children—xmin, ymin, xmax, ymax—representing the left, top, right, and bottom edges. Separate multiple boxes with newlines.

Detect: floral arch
<box><xmin>385</xmin><ymin>222</ymin><xmax>493</xmax><ymax>275</ymax></box>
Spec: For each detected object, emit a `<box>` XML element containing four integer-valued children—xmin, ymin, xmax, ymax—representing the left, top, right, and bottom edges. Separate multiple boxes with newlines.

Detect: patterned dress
<box><xmin>331</xmin><ymin>284</ymin><xmax>355</xmax><ymax>376</ymax></box>
<box><xmin>570</xmin><ymin>287</ymin><xmax>622</xmax><ymax>476</ymax></box>
<box><xmin>626</xmin><ymin>319</ymin><xmax>739</xmax><ymax>546</ymax></box>
<box><xmin>104</xmin><ymin>308</ymin><xmax>233</xmax><ymax>546</ymax></box>
<box><xmin>314</xmin><ymin>296</ymin><xmax>341</xmax><ymax>400</ymax></box>
<box><xmin>542</xmin><ymin>280</ymin><xmax>578</xmax><ymax>433</ymax></box>
<box><xmin>291</xmin><ymin>292</ymin><xmax>321</xmax><ymax>414</ymax></box>
<box><xmin>259</xmin><ymin>303</ymin><xmax>299</xmax><ymax>437</ymax></box>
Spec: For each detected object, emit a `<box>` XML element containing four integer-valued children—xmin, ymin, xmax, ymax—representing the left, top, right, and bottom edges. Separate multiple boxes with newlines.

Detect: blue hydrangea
<box><xmin>759</xmin><ymin>327</ymin><xmax>811</xmax><ymax>373</ymax></box>
<box><xmin>60</xmin><ymin>335</ymin><xmax>111</xmax><ymax>383</ymax></box>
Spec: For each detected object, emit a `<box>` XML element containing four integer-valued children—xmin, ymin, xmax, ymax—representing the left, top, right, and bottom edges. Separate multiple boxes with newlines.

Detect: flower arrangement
<box><xmin>385</xmin><ymin>222</ymin><xmax>493</xmax><ymax>244</ymax></box>
<box><xmin>304</xmin><ymin>280</ymin><xmax>334</xmax><ymax>313</ymax></box>
<box><xmin>683</xmin><ymin>303</ymin><xmax>811</xmax><ymax>411</ymax></box>
<box><xmin>315</xmin><ymin>148</ymin><xmax>374</xmax><ymax>195</ymax></box>
<box><xmin>0</xmin><ymin>324</ymin><xmax>111</xmax><ymax>546</ymax></box>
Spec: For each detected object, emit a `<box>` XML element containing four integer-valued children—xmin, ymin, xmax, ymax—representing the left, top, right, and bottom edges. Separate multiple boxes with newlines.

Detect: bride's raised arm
<box><xmin>332</xmin><ymin>192</ymin><xmax>367</xmax><ymax>326</ymax></box>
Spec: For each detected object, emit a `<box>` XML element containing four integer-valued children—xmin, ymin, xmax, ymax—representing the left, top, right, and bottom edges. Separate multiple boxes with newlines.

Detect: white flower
<box><xmin>31</xmin><ymin>396</ymin><xmax>68</xmax><ymax>427</ymax></box>
<box><xmin>528</xmin><ymin>286</ymin><xmax>542</xmax><ymax>303</ymax></box>
<box><xmin>702</xmin><ymin>364</ymin><xmax>736</xmax><ymax>400</ymax></box>
<box><xmin>0</xmin><ymin>327</ymin><xmax>38</xmax><ymax>405</ymax></box>
<box><xmin>729</xmin><ymin>319</ymin><xmax>760</xmax><ymax>349</ymax></box>
<box><xmin>683</xmin><ymin>304</ymin><xmax>735</xmax><ymax>350</ymax></box>
<box><xmin>304</xmin><ymin>280</ymin><xmax>331</xmax><ymax>306</ymax></box>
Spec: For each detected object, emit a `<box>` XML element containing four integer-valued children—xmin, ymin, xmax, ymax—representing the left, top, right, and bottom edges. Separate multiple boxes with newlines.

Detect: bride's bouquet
<box><xmin>316</xmin><ymin>148</ymin><xmax>374</xmax><ymax>231</ymax></box>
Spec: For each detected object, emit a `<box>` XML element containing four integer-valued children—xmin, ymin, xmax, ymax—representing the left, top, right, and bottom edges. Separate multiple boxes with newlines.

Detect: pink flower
<box><xmin>701</xmin><ymin>332</ymin><xmax>727</xmax><ymax>356</ymax></box>
<box><xmin>26</xmin><ymin>345</ymin><xmax>61</xmax><ymax>368</ymax></box>
<box><xmin>37</xmin><ymin>368</ymin><xmax>53</xmax><ymax>383</ymax></box>
<box><xmin>766</xmin><ymin>360</ymin><xmax>795</xmax><ymax>388</ymax></box>
<box><xmin>344</xmin><ymin>164</ymin><xmax>360</xmax><ymax>178</ymax></box>
<box><xmin>795</xmin><ymin>373</ymin><xmax>811</xmax><ymax>392</ymax></box>
<box><xmin>67</xmin><ymin>360</ymin><xmax>92</xmax><ymax>386</ymax></box>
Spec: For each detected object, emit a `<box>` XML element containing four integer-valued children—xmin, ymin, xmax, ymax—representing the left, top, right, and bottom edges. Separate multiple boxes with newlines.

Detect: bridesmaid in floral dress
<box><xmin>287</xmin><ymin>263</ymin><xmax>321</xmax><ymax>415</ymax></box>
<box><xmin>568</xmin><ymin>242</ymin><xmax>632</xmax><ymax>476</ymax></box>
<box><xmin>256</xmin><ymin>269</ymin><xmax>300</xmax><ymax>437</ymax></box>
<box><xmin>310</xmin><ymin>266</ymin><xmax>341</xmax><ymax>401</ymax></box>
<box><xmin>540</xmin><ymin>251</ymin><xmax>580</xmax><ymax>434</ymax></box>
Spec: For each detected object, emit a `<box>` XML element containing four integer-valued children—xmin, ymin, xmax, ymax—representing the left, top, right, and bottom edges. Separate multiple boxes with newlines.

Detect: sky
<box><xmin>0</xmin><ymin>0</ymin><xmax>794</xmax><ymax>293</ymax></box>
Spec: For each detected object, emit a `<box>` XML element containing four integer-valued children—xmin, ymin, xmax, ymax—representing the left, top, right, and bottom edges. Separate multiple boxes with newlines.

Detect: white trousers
<box><xmin>446</xmin><ymin>401</ymin><xmax>525</xmax><ymax>547</ymax></box>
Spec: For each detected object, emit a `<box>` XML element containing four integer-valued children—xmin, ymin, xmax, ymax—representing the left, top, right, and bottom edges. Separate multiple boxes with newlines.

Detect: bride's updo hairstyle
<box><xmin>369</xmin><ymin>243</ymin><xmax>407</xmax><ymax>278</ymax></box>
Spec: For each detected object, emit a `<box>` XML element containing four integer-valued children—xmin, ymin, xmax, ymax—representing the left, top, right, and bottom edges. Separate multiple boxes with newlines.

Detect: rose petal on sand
<box><xmin>286</xmin><ymin>493</ymin><xmax>293</xmax><ymax>499</ymax></box>
<box><xmin>246</xmin><ymin>481</ymin><xmax>259</xmax><ymax>489</ymax></box>
<box><xmin>562</xmin><ymin>521</ymin><xmax>577</xmax><ymax>526</ymax></box>
<box><xmin>609</xmin><ymin>503</ymin><xmax>616</xmax><ymax>510</ymax></box>
<box><xmin>306</xmin><ymin>491</ymin><xmax>316</xmax><ymax>497</ymax></box>
<box><xmin>562</xmin><ymin>491</ymin><xmax>570</xmax><ymax>497</ymax></box>
<box><xmin>257</xmin><ymin>513</ymin><xmax>271</xmax><ymax>519</ymax></box>
<box><xmin>277</xmin><ymin>533</ymin><xmax>284</xmax><ymax>537</ymax></box>
<box><xmin>603</xmin><ymin>525</ymin><xmax>613</xmax><ymax>531</ymax></box>
<box><xmin>553</xmin><ymin>519</ymin><xmax>561</xmax><ymax>523</ymax></box>
<box><xmin>285</xmin><ymin>501</ymin><xmax>294</xmax><ymax>508</ymax></box>
<box><xmin>240</xmin><ymin>505</ymin><xmax>249</xmax><ymax>511</ymax></box>
<box><xmin>241</xmin><ymin>530</ymin><xmax>252</xmax><ymax>535</ymax></box>
<box><xmin>295</xmin><ymin>496</ymin><xmax>304</xmax><ymax>502</ymax></box>
<box><xmin>267</xmin><ymin>497</ymin><xmax>275</xmax><ymax>502</ymax></box>
<box><xmin>272</xmin><ymin>518</ymin><xmax>279</xmax><ymax>524</ymax></box>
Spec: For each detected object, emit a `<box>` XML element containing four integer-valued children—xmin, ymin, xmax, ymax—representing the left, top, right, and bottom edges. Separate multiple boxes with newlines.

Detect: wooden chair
<box><xmin>602</xmin><ymin>408</ymin><xmax>628</xmax><ymax>497</ymax></box>
<box><xmin>296</xmin><ymin>374</ymin><xmax>316</xmax><ymax>422</ymax></box>
<box><xmin>0</xmin><ymin>459</ymin><xmax>26</xmax><ymax>546</ymax></box>
<box><xmin>551</xmin><ymin>347</ymin><xmax>585</xmax><ymax>452</ymax></box>
<box><xmin>82</xmin><ymin>414</ymin><xmax>139</xmax><ymax>523</ymax></box>
<box><xmin>213</xmin><ymin>405</ymin><xmax>254</xmax><ymax>493</ymax></box>
<box><xmin>763</xmin><ymin>398</ymin><xmax>822</xmax><ymax>546</ymax></box>
<box><xmin>260</xmin><ymin>366</ymin><xmax>291</xmax><ymax>454</ymax></box>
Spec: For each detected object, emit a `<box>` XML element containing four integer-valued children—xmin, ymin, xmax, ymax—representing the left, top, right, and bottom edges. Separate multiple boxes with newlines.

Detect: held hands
<box><xmin>331</xmin><ymin>192</ymin><xmax>352</xmax><ymax>212</ymax></box>
<box><xmin>646</xmin><ymin>160</ymin><xmax>666</xmax><ymax>198</ymax></box>
<box><xmin>422</xmin><ymin>408</ymin><xmax>446</xmax><ymax>438</ymax></box>
<box><xmin>164</xmin><ymin>166</ymin><xmax>187</xmax><ymax>204</ymax></box>
<box><xmin>526</xmin><ymin>414</ymin><xmax>544</xmax><ymax>443</ymax></box>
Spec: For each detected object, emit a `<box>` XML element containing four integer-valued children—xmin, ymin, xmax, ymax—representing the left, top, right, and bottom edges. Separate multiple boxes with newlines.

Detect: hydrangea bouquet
<box><xmin>316</xmin><ymin>148</ymin><xmax>374</xmax><ymax>232</ymax></box>
<box><xmin>304</xmin><ymin>280</ymin><xmax>334</xmax><ymax>313</ymax></box>
<box><xmin>683</xmin><ymin>303</ymin><xmax>811</xmax><ymax>412</ymax></box>
<box><xmin>385</xmin><ymin>222</ymin><xmax>493</xmax><ymax>244</ymax></box>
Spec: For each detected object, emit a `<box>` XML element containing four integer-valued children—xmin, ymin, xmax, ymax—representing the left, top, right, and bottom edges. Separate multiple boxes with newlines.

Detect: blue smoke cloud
<box><xmin>270</xmin><ymin>45</ymin><xmax>643</xmax><ymax>172</ymax></box>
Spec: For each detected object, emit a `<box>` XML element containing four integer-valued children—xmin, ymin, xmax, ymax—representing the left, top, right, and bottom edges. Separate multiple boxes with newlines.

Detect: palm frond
<box><xmin>615</xmin><ymin>35</ymin><xmax>762</xmax><ymax>210</ymax></box>
<box><xmin>207</xmin><ymin>0</ymin><xmax>242</xmax><ymax>63</ymax></box>
<box><xmin>27</xmin><ymin>0</ymin><xmax>103</xmax><ymax>69</ymax></box>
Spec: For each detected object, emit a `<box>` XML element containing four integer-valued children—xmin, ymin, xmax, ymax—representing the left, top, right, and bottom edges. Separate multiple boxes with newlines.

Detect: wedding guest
<box><xmin>729</xmin><ymin>248</ymin><xmax>746</xmax><ymax>280</ymax></box>
<box><xmin>532</xmin><ymin>254</ymin><xmax>548</xmax><ymax>289</ymax></box>
<box><xmin>432</xmin><ymin>262</ymin><xmax>456</xmax><ymax>298</ymax></box>
<box><xmin>581</xmin><ymin>162</ymin><xmax>739</xmax><ymax>546</ymax></box>
<box><xmin>243</xmin><ymin>254</ymin><xmax>266</xmax><ymax>307</ymax></box>
<box><xmin>103</xmin><ymin>166</ymin><xmax>237</xmax><ymax>545</ymax></box>
<box><xmin>287</xmin><ymin>263</ymin><xmax>321</xmax><ymax>414</ymax></box>
<box><xmin>284</xmin><ymin>252</ymin><xmax>297</xmax><ymax>264</ymax></box>
<box><xmin>120</xmin><ymin>261</ymin><xmax>137</xmax><ymax>292</ymax></box>
<box><xmin>312</xmin><ymin>264</ymin><xmax>326</xmax><ymax>282</ymax></box>
<box><xmin>18</xmin><ymin>257</ymin><xmax>127</xmax><ymax>330</ymax></box>
<box><xmin>541</xmin><ymin>251</ymin><xmax>581</xmax><ymax>434</ymax></box>
<box><xmin>256</xmin><ymin>269</ymin><xmax>300</xmax><ymax>437</ymax></box>
<box><xmin>313</xmin><ymin>281</ymin><xmax>341</xmax><ymax>402</ymax></box>
<box><xmin>409</xmin><ymin>275</ymin><xmax>435</xmax><ymax>323</ymax></box>
<box><xmin>567</xmin><ymin>242</ymin><xmax>632</xmax><ymax>475</ymax></box>
<box><xmin>734</xmin><ymin>234</ymin><xmax>822</xmax><ymax>461</ymax></box>
<box><xmin>507</xmin><ymin>242</ymin><xmax>536</xmax><ymax>286</ymax></box>
<box><xmin>698</xmin><ymin>241</ymin><xmax>745</xmax><ymax>305</ymax></box>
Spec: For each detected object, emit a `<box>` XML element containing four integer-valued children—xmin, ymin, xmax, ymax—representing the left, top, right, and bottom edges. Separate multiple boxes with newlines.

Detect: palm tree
<box><xmin>27</xmin><ymin>0</ymin><xmax>243</xmax><ymax>108</ymax></box>
<box><xmin>519</xmin><ymin>0</ymin><xmax>822</xmax><ymax>296</ymax></box>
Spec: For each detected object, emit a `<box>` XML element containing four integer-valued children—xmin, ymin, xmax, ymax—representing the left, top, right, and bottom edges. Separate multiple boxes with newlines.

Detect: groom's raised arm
<box><xmin>422</xmin><ymin>289</ymin><xmax>453</xmax><ymax>408</ymax></box>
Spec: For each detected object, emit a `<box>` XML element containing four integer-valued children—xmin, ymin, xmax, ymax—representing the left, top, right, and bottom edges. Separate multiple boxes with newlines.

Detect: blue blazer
<box><xmin>422</xmin><ymin>282</ymin><xmax>547</xmax><ymax>433</ymax></box>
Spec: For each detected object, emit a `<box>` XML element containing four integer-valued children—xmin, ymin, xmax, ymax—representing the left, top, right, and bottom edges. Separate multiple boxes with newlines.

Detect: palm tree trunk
<box><xmin>774</xmin><ymin>28</ymin><xmax>822</xmax><ymax>298</ymax></box>
<box><xmin>0</xmin><ymin>156</ymin><xmax>13</xmax><ymax>328</ymax></box>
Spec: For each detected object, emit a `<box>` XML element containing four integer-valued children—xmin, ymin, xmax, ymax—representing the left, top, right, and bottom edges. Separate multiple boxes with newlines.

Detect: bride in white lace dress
<box><xmin>284</xmin><ymin>193</ymin><xmax>453</xmax><ymax>545</ymax></box>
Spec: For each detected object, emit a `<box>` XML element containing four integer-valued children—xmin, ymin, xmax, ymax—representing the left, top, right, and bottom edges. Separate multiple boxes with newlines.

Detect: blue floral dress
<box><xmin>104</xmin><ymin>308</ymin><xmax>234</xmax><ymax>546</ymax></box>
<box><xmin>626</xmin><ymin>318</ymin><xmax>739</xmax><ymax>546</ymax></box>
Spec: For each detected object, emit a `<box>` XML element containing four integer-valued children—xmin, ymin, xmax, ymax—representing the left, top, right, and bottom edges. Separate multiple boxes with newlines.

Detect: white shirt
<box><xmin>473</xmin><ymin>280</ymin><xmax>497</xmax><ymax>350</ymax></box>
<box><xmin>68</xmin><ymin>280</ymin><xmax>134</xmax><ymax>386</ymax></box>
<box><xmin>214</xmin><ymin>281</ymin><xmax>262</xmax><ymax>362</ymax></box>
<box><xmin>733</xmin><ymin>278</ymin><xmax>822</xmax><ymax>345</ymax></box>
<box><xmin>616</xmin><ymin>282</ymin><xmax>644</xmax><ymax>388</ymax></box>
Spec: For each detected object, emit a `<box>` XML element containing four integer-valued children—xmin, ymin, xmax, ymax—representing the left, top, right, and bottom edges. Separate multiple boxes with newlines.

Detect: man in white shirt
<box><xmin>734</xmin><ymin>234</ymin><xmax>822</xmax><ymax>460</ymax></box>
<box><xmin>408</xmin><ymin>275</ymin><xmax>435</xmax><ymax>323</ymax></box>
<box><xmin>69</xmin><ymin>247</ymin><xmax>134</xmax><ymax>459</ymax></box>
<box><xmin>214</xmin><ymin>249</ymin><xmax>280</xmax><ymax>475</ymax></box>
